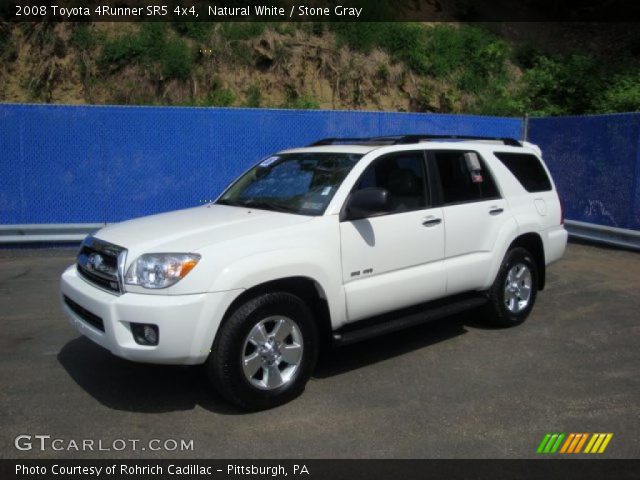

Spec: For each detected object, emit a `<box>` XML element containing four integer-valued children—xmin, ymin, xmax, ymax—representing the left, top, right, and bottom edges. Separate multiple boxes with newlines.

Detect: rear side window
<box><xmin>494</xmin><ymin>152</ymin><xmax>552</xmax><ymax>192</ymax></box>
<box><xmin>432</xmin><ymin>151</ymin><xmax>500</xmax><ymax>205</ymax></box>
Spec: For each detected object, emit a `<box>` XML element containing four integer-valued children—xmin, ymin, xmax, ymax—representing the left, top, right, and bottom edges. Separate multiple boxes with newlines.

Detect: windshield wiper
<box><xmin>237</xmin><ymin>199</ymin><xmax>298</xmax><ymax>213</ymax></box>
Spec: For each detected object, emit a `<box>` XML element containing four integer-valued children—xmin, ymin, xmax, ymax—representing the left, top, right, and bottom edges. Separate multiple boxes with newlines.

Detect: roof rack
<box><xmin>309</xmin><ymin>135</ymin><xmax>522</xmax><ymax>147</ymax></box>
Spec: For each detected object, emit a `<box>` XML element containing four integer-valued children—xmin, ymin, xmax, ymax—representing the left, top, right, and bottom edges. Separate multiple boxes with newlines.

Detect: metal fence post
<box><xmin>522</xmin><ymin>113</ymin><xmax>530</xmax><ymax>141</ymax></box>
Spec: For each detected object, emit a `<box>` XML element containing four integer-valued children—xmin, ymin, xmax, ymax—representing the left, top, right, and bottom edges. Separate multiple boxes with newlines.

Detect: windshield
<box><xmin>217</xmin><ymin>152</ymin><xmax>362</xmax><ymax>215</ymax></box>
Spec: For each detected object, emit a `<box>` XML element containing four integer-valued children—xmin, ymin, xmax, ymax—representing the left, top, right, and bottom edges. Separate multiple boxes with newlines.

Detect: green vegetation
<box><xmin>207</xmin><ymin>87</ymin><xmax>236</xmax><ymax>107</ymax></box>
<box><xmin>4</xmin><ymin>21</ymin><xmax>639</xmax><ymax>115</ymax></box>
<box><xmin>281</xmin><ymin>87</ymin><xmax>320</xmax><ymax>109</ymax></box>
<box><xmin>172</xmin><ymin>22</ymin><xmax>213</xmax><ymax>41</ymax></box>
<box><xmin>99</xmin><ymin>23</ymin><xmax>194</xmax><ymax>80</ymax></box>
<box><xmin>597</xmin><ymin>71</ymin><xmax>640</xmax><ymax>112</ymax></box>
<box><xmin>330</xmin><ymin>22</ymin><xmax>640</xmax><ymax>115</ymax></box>
<box><xmin>244</xmin><ymin>84</ymin><xmax>262</xmax><ymax>108</ymax></box>
<box><xmin>71</xmin><ymin>24</ymin><xmax>96</xmax><ymax>51</ymax></box>
<box><xmin>220</xmin><ymin>22</ymin><xmax>267</xmax><ymax>41</ymax></box>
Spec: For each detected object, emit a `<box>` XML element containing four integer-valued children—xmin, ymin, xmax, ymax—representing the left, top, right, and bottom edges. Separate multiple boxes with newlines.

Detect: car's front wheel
<box><xmin>206</xmin><ymin>292</ymin><xmax>318</xmax><ymax>411</ymax></box>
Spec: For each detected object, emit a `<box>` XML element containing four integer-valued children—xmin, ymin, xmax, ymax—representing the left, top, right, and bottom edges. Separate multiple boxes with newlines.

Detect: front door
<box><xmin>339</xmin><ymin>151</ymin><xmax>446</xmax><ymax>322</ymax></box>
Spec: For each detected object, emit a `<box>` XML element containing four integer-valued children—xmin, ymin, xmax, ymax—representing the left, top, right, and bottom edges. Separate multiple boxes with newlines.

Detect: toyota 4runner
<box><xmin>60</xmin><ymin>134</ymin><xmax>567</xmax><ymax>410</ymax></box>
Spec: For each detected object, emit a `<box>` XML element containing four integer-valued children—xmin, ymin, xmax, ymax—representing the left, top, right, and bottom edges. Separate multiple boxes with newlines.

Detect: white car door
<box><xmin>339</xmin><ymin>151</ymin><xmax>446</xmax><ymax>322</ymax></box>
<box><xmin>429</xmin><ymin>149</ymin><xmax>510</xmax><ymax>294</ymax></box>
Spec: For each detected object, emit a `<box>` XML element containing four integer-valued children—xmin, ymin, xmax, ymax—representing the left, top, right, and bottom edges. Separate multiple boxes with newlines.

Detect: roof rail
<box><xmin>309</xmin><ymin>135</ymin><xmax>522</xmax><ymax>147</ymax></box>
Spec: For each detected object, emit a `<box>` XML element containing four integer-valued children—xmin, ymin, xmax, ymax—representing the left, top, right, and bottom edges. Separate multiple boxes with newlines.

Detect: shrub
<box><xmin>173</xmin><ymin>22</ymin><xmax>213</xmax><ymax>41</ymax></box>
<box><xmin>281</xmin><ymin>94</ymin><xmax>319</xmax><ymax>110</ymax></box>
<box><xmin>99</xmin><ymin>33</ymin><xmax>144</xmax><ymax>69</ymax></box>
<box><xmin>381</xmin><ymin>23</ymin><xmax>429</xmax><ymax>73</ymax></box>
<box><xmin>422</xmin><ymin>25</ymin><xmax>508</xmax><ymax>91</ymax></box>
<box><xmin>331</xmin><ymin>22</ymin><xmax>380</xmax><ymax>53</ymax></box>
<box><xmin>220</xmin><ymin>23</ymin><xmax>266</xmax><ymax>41</ymax></box>
<box><xmin>206</xmin><ymin>84</ymin><xmax>236</xmax><ymax>106</ymax></box>
<box><xmin>99</xmin><ymin>23</ymin><xmax>193</xmax><ymax>81</ymax></box>
<box><xmin>517</xmin><ymin>53</ymin><xmax>602</xmax><ymax>115</ymax></box>
<box><xmin>513</xmin><ymin>44</ymin><xmax>543</xmax><ymax>69</ymax></box>
<box><xmin>71</xmin><ymin>24</ymin><xmax>95</xmax><ymax>50</ymax></box>
<box><xmin>244</xmin><ymin>84</ymin><xmax>262</xmax><ymax>107</ymax></box>
<box><xmin>160</xmin><ymin>38</ymin><xmax>193</xmax><ymax>80</ymax></box>
<box><xmin>596</xmin><ymin>72</ymin><xmax>640</xmax><ymax>113</ymax></box>
<box><xmin>279</xmin><ymin>85</ymin><xmax>319</xmax><ymax>109</ymax></box>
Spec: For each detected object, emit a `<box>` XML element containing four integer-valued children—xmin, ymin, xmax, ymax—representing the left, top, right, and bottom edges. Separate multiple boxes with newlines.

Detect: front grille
<box><xmin>64</xmin><ymin>296</ymin><xmax>105</xmax><ymax>332</ymax></box>
<box><xmin>76</xmin><ymin>236</ymin><xmax>126</xmax><ymax>294</ymax></box>
<box><xmin>77</xmin><ymin>264</ymin><xmax>119</xmax><ymax>292</ymax></box>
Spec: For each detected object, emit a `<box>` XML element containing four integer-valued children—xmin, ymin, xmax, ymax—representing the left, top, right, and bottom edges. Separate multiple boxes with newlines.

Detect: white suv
<box><xmin>60</xmin><ymin>135</ymin><xmax>567</xmax><ymax>410</ymax></box>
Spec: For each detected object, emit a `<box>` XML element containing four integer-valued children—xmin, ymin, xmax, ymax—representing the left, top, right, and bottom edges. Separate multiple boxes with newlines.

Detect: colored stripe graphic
<box><xmin>537</xmin><ymin>434</ymin><xmax>552</xmax><ymax>453</ymax></box>
<box><xmin>567</xmin><ymin>434</ymin><xmax>582</xmax><ymax>453</ymax></box>
<box><xmin>537</xmin><ymin>433</ymin><xmax>565</xmax><ymax>454</ymax></box>
<box><xmin>550</xmin><ymin>433</ymin><xmax>565</xmax><ymax>453</ymax></box>
<box><xmin>584</xmin><ymin>433</ymin><xmax>613</xmax><ymax>454</ymax></box>
<box><xmin>559</xmin><ymin>434</ymin><xmax>574</xmax><ymax>453</ymax></box>
<box><xmin>574</xmin><ymin>433</ymin><xmax>588</xmax><ymax>453</ymax></box>
<box><xmin>539</xmin><ymin>433</ymin><xmax>613</xmax><ymax>454</ymax></box>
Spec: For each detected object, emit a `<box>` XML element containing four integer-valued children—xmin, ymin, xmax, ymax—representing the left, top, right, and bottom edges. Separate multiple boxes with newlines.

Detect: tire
<box><xmin>206</xmin><ymin>292</ymin><xmax>319</xmax><ymax>411</ymax></box>
<box><xmin>484</xmin><ymin>247</ymin><xmax>538</xmax><ymax>327</ymax></box>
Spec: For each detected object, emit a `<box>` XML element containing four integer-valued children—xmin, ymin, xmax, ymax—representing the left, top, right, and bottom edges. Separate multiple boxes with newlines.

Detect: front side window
<box><xmin>354</xmin><ymin>151</ymin><xmax>428</xmax><ymax>212</ymax></box>
<box><xmin>218</xmin><ymin>152</ymin><xmax>361</xmax><ymax>215</ymax></box>
<box><xmin>432</xmin><ymin>151</ymin><xmax>500</xmax><ymax>205</ymax></box>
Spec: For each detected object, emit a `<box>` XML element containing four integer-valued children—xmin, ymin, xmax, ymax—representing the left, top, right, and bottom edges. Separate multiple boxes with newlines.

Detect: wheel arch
<box><xmin>219</xmin><ymin>276</ymin><xmax>333</xmax><ymax>350</ymax></box>
<box><xmin>508</xmin><ymin>232</ymin><xmax>546</xmax><ymax>290</ymax></box>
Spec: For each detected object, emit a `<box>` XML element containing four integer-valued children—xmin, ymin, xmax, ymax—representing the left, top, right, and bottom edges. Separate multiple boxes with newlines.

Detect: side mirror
<box><xmin>344</xmin><ymin>188</ymin><xmax>391</xmax><ymax>221</ymax></box>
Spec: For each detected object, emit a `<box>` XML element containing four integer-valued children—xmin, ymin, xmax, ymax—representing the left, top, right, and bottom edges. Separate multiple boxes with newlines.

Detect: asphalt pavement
<box><xmin>0</xmin><ymin>243</ymin><xmax>638</xmax><ymax>459</ymax></box>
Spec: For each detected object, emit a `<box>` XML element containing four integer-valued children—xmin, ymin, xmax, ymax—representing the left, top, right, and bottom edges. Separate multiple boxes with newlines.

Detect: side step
<box><xmin>332</xmin><ymin>294</ymin><xmax>488</xmax><ymax>347</ymax></box>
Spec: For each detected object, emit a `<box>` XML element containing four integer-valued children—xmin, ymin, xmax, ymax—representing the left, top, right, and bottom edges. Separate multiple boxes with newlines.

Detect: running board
<box><xmin>332</xmin><ymin>294</ymin><xmax>488</xmax><ymax>347</ymax></box>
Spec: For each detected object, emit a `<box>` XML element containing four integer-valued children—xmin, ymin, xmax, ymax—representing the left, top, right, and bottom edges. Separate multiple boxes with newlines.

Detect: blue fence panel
<box><xmin>0</xmin><ymin>104</ymin><xmax>521</xmax><ymax>224</ymax></box>
<box><xmin>529</xmin><ymin>113</ymin><xmax>640</xmax><ymax>231</ymax></box>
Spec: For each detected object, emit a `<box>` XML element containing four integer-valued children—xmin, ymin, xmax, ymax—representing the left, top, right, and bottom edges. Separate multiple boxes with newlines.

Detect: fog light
<box><xmin>130</xmin><ymin>323</ymin><xmax>159</xmax><ymax>346</ymax></box>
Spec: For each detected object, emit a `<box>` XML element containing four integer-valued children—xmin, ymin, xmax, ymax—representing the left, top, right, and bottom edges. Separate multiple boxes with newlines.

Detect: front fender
<box><xmin>208</xmin><ymin>248</ymin><xmax>347</xmax><ymax>328</ymax></box>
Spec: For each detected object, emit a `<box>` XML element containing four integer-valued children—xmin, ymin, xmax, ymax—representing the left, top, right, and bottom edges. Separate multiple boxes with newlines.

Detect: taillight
<box><xmin>559</xmin><ymin>196</ymin><xmax>565</xmax><ymax>225</ymax></box>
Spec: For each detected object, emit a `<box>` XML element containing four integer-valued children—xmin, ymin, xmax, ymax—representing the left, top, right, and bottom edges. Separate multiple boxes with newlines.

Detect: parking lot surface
<box><xmin>0</xmin><ymin>243</ymin><xmax>638</xmax><ymax>459</ymax></box>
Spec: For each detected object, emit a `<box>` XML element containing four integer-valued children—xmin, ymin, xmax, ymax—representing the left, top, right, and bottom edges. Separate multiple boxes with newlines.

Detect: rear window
<box><xmin>494</xmin><ymin>152</ymin><xmax>552</xmax><ymax>192</ymax></box>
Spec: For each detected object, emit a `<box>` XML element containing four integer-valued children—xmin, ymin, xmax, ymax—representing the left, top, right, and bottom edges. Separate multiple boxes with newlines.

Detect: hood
<box><xmin>95</xmin><ymin>204</ymin><xmax>313</xmax><ymax>258</ymax></box>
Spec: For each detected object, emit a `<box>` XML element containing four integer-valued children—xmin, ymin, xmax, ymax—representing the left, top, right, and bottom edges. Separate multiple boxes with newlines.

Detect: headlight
<box><xmin>125</xmin><ymin>253</ymin><xmax>200</xmax><ymax>289</ymax></box>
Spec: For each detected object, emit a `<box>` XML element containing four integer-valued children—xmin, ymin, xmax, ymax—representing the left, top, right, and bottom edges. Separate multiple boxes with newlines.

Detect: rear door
<box><xmin>339</xmin><ymin>150</ymin><xmax>446</xmax><ymax>322</ymax></box>
<box><xmin>493</xmin><ymin>151</ymin><xmax>560</xmax><ymax>229</ymax></box>
<box><xmin>428</xmin><ymin>150</ymin><xmax>509</xmax><ymax>294</ymax></box>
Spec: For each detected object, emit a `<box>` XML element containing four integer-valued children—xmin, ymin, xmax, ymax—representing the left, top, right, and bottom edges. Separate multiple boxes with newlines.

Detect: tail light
<box><xmin>559</xmin><ymin>196</ymin><xmax>565</xmax><ymax>225</ymax></box>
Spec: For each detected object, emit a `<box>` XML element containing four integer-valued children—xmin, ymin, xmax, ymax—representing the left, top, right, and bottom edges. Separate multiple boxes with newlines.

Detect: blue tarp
<box><xmin>0</xmin><ymin>104</ymin><xmax>521</xmax><ymax>224</ymax></box>
<box><xmin>529</xmin><ymin>114</ymin><xmax>640</xmax><ymax>230</ymax></box>
<box><xmin>2</xmin><ymin>104</ymin><xmax>638</xmax><ymax>230</ymax></box>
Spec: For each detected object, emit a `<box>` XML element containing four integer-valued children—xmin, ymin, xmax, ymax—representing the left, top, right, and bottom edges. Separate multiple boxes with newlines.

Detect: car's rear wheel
<box><xmin>485</xmin><ymin>247</ymin><xmax>538</xmax><ymax>327</ymax></box>
<box><xmin>206</xmin><ymin>292</ymin><xmax>318</xmax><ymax>411</ymax></box>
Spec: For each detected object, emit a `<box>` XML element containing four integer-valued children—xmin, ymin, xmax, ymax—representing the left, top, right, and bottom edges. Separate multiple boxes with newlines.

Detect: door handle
<box><xmin>489</xmin><ymin>207</ymin><xmax>504</xmax><ymax>216</ymax></box>
<box><xmin>422</xmin><ymin>216</ymin><xmax>442</xmax><ymax>227</ymax></box>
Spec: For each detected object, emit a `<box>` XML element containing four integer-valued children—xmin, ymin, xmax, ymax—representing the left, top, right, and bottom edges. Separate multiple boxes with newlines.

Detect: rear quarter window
<box><xmin>494</xmin><ymin>152</ymin><xmax>552</xmax><ymax>192</ymax></box>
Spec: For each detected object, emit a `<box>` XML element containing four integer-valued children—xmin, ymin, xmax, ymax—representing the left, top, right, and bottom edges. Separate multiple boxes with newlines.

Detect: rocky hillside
<box><xmin>0</xmin><ymin>21</ymin><xmax>638</xmax><ymax>115</ymax></box>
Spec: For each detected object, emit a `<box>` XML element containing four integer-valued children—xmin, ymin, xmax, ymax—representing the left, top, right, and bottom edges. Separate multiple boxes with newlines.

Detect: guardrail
<box><xmin>0</xmin><ymin>224</ymin><xmax>105</xmax><ymax>244</ymax></box>
<box><xmin>564</xmin><ymin>220</ymin><xmax>640</xmax><ymax>251</ymax></box>
<box><xmin>0</xmin><ymin>221</ymin><xmax>638</xmax><ymax>251</ymax></box>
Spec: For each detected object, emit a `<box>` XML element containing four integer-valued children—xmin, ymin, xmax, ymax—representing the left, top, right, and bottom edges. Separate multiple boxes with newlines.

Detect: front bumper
<box><xmin>60</xmin><ymin>265</ymin><xmax>241</xmax><ymax>365</ymax></box>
